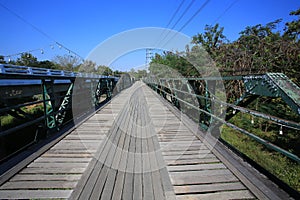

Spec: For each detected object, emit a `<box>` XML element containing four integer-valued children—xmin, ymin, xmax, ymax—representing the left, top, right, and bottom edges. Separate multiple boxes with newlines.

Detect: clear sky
<box><xmin>0</xmin><ymin>0</ymin><xmax>299</xmax><ymax>71</ymax></box>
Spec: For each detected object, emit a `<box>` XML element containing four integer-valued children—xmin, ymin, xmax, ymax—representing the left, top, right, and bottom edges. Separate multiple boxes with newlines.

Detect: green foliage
<box><xmin>16</xmin><ymin>53</ymin><xmax>38</xmax><ymax>66</ymax></box>
<box><xmin>284</xmin><ymin>8</ymin><xmax>300</xmax><ymax>41</ymax></box>
<box><xmin>53</xmin><ymin>54</ymin><xmax>81</xmax><ymax>71</ymax></box>
<box><xmin>221</xmin><ymin>125</ymin><xmax>300</xmax><ymax>192</ymax></box>
<box><xmin>129</xmin><ymin>68</ymin><xmax>147</xmax><ymax>79</ymax></box>
<box><xmin>192</xmin><ymin>23</ymin><xmax>228</xmax><ymax>58</ymax></box>
<box><xmin>2</xmin><ymin>53</ymin><xmax>58</xmax><ymax>69</ymax></box>
<box><xmin>77</xmin><ymin>60</ymin><xmax>97</xmax><ymax>73</ymax></box>
<box><xmin>150</xmin><ymin>8</ymin><xmax>300</xmax><ymax>193</ymax></box>
<box><xmin>113</xmin><ymin>70</ymin><xmax>126</xmax><ymax>77</ymax></box>
<box><xmin>2</xmin><ymin>53</ymin><xmax>115</xmax><ymax>76</ymax></box>
<box><xmin>97</xmin><ymin>65</ymin><xmax>113</xmax><ymax>76</ymax></box>
<box><xmin>0</xmin><ymin>55</ymin><xmax>5</xmax><ymax>64</ymax></box>
<box><xmin>0</xmin><ymin>104</ymin><xmax>43</xmax><ymax>130</ymax></box>
<box><xmin>37</xmin><ymin>60</ymin><xmax>57</xmax><ymax>69</ymax></box>
<box><xmin>149</xmin><ymin>50</ymin><xmax>204</xmax><ymax>78</ymax></box>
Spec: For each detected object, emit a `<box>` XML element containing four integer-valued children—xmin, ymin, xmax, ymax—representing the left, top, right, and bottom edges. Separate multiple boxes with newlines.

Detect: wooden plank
<box><xmin>175</xmin><ymin>190</ymin><xmax>255</xmax><ymax>200</ymax></box>
<box><xmin>0</xmin><ymin>190</ymin><xmax>72</xmax><ymax>199</ymax></box>
<box><xmin>88</xmin><ymin>164</ymin><xmax>109</xmax><ymax>200</ymax></box>
<box><xmin>46</xmin><ymin>149</ymin><xmax>94</xmax><ymax>154</ymax></box>
<box><xmin>163</xmin><ymin>153</ymin><xmax>216</xmax><ymax>160</ymax></box>
<box><xmin>0</xmin><ymin>181</ymin><xmax>77</xmax><ymax>189</ymax></box>
<box><xmin>133</xmin><ymin>112</ymin><xmax>143</xmax><ymax>200</ymax></box>
<box><xmin>170</xmin><ymin>173</ymin><xmax>239</xmax><ymax>186</ymax></box>
<box><xmin>101</xmin><ymin>111</ymin><xmax>130</xmax><ymax>200</ymax></box>
<box><xmin>167</xmin><ymin>163</ymin><xmax>226</xmax><ymax>172</ymax></box>
<box><xmin>161</xmin><ymin>144</ymin><xmax>207</xmax><ymax>151</ymax></box>
<box><xmin>166</xmin><ymin>158</ymin><xmax>220</xmax><ymax>165</ymax></box>
<box><xmin>42</xmin><ymin>153</ymin><xmax>92</xmax><ymax>158</ymax></box>
<box><xmin>141</xmin><ymin>94</ymin><xmax>155</xmax><ymax>200</ymax></box>
<box><xmin>123</xmin><ymin>93</ymin><xmax>140</xmax><ymax>200</ymax></box>
<box><xmin>100</xmin><ymin>168</ymin><xmax>118</xmax><ymax>200</ymax></box>
<box><xmin>111</xmin><ymin>170</ymin><xmax>125</xmax><ymax>200</ymax></box>
<box><xmin>27</xmin><ymin>162</ymin><xmax>88</xmax><ymax>168</ymax></box>
<box><xmin>142</xmin><ymin>85</ymin><xmax>254</xmax><ymax>200</ymax></box>
<box><xmin>89</xmin><ymin>131</ymin><xmax>123</xmax><ymax>199</ymax></box>
<box><xmin>143</xmin><ymin>172</ymin><xmax>154</xmax><ymax>200</ymax></box>
<box><xmin>34</xmin><ymin>157</ymin><xmax>92</xmax><ymax>163</ymax></box>
<box><xmin>75</xmin><ymin>123</ymin><xmax>120</xmax><ymax>199</ymax></box>
<box><xmin>20</xmin><ymin>167</ymin><xmax>86</xmax><ymax>174</ymax></box>
<box><xmin>162</xmin><ymin>149</ymin><xmax>211</xmax><ymax>156</ymax></box>
<box><xmin>69</xmin><ymin>85</ymin><xmax>138</xmax><ymax>199</ymax></box>
<box><xmin>148</xmin><ymin>130</ymin><xmax>164</xmax><ymax>200</ymax></box>
<box><xmin>174</xmin><ymin>182</ymin><xmax>246</xmax><ymax>194</ymax></box>
<box><xmin>89</xmin><ymin>95</ymin><xmax>132</xmax><ymax>200</ymax></box>
<box><xmin>10</xmin><ymin>174</ymin><xmax>81</xmax><ymax>181</ymax></box>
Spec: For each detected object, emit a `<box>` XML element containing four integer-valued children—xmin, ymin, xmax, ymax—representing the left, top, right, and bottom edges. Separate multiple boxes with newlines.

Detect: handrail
<box><xmin>145</xmin><ymin>80</ymin><xmax>300</xmax><ymax>163</ymax></box>
<box><xmin>168</xmin><ymin>87</ymin><xmax>300</xmax><ymax>130</ymax></box>
<box><xmin>0</xmin><ymin>64</ymin><xmax>119</xmax><ymax>80</ymax></box>
<box><xmin>0</xmin><ymin>65</ymin><xmax>133</xmax><ymax>163</ymax></box>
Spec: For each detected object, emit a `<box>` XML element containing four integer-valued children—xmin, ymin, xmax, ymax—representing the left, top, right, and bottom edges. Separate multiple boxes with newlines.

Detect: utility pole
<box><xmin>145</xmin><ymin>48</ymin><xmax>153</xmax><ymax>68</ymax></box>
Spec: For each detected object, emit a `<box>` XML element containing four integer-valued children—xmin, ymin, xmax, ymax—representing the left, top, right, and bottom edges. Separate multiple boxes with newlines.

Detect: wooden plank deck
<box><xmin>0</xmin><ymin>81</ymin><xmax>291</xmax><ymax>199</ymax></box>
<box><xmin>144</xmin><ymin>88</ymin><xmax>255</xmax><ymax>200</ymax></box>
<box><xmin>70</xmin><ymin>84</ymin><xmax>175</xmax><ymax>200</ymax></box>
<box><xmin>0</xmin><ymin>84</ymin><xmax>138</xmax><ymax>199</ymax></box>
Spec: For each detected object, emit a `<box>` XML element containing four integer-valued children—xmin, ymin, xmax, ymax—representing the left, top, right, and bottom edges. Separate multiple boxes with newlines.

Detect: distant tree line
<box><xmin>0</xmin><ymin>53</ymin><xmax>126</xmax><ymax>76</ymax></box>
<box><xmin>149</xmin><ymin>8</ymin><xmax>300</xmax><ymax>138</ymax></box>
<box><xmin>150</xmin><ymin>8</ymin><xmax>300</xmax><ymax>85</ymax></box>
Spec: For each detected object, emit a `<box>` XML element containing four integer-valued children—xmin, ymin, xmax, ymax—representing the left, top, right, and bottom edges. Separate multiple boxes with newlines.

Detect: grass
<box><xmin>221</xmin><ymin>122</ymin><xmax>300</xmax><ymax>193</ymax></box>
<box><xmin>0</xmin><ymin>104</ymin><xmax>43</xmax><ymax>130</ymax></box>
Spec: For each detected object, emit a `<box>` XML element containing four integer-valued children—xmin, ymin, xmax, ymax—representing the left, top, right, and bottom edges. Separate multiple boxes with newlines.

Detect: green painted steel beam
<box><xmin>42</xmin><ymin>83</ymin><xmax>56</xmax><ymax>129</ymax></box>
<box><xmin>244</xmin><ymin>73</ymin><xmax>300</xmax><ymax>115</ymax></box>
<box><xmin>147</xmin><ymin>83</ymin><xmax>300</xmax><ymax>163</ymax></box>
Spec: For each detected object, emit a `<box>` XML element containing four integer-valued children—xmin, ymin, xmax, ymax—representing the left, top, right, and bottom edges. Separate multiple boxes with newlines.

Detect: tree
<box><xmin>283</xmin><ymin>8</ymin><xmax>300</xmax><ymax>41</ymax></box>
<box><xmin>128</xmin><ymin>68</ymin><xmax>147</xmax><ymax>79</ymax></box>
<box><xmin>96</xmin><ymin>65</ymin><xmax>113</xmax><ymax>76</ymax></box>
<box><xmin>136</xmin><ymin>69</ymin><xmax>147</xmax><ymax>79</ymax></box>
<box><xmin>78</xmin><ymin>60</ymin><xmax>96</xmax><ymax>73</ymax></box>
<box><xmin>53</xmin><ymin>54</ymin><xmax>81</xmax><ymax>71</ymax></box>
<box><xmin>0</xmin><ymin>55</ymin><xmax>5</xmax><ymax>64</ymax></box>
<box><xmin>16</xmin><ymin>53</ymin><xmax>38</xmax><ymax>66</ymax></box>
<box><xmin>113</xmin><ymin>70</ymin><xmax>125</xmax><ymax>77</ymax></box>
<box><xmin>192</xmin><ymin>23</ymin><xmax>228</xmax><ymax>57</ymax></box>
<box><xmin>37</xmin><ymin>60</ymin><xmax>56</xmax><ymax>69</ymax></box>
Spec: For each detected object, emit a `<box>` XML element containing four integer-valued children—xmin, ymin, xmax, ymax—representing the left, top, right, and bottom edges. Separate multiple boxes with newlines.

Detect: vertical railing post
<box><xmin>41</xmin><ymin>79</ymin><xmax>56</xmax><ymax>130</ymax></box>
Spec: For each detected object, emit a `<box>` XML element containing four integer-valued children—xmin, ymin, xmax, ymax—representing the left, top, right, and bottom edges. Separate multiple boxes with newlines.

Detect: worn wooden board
<box><xmin>70</xmin><ymin>83</ymin><xmax>176</xmax><ymax>200</ymax></box>
<box><xmin>143</xmin><ymin>85</ymin><xmax>256</xmax><ymax>199</ymax></box>
<box><xmin>0</xmin><ymin>84</ymin><xmax>133</xmax><ymax>200</ymax></box>
<box><xmin>0</xmin><ymin>82</ymin><xmax>290</xmax><ymax>199</ymax></box>
<box><xmin>0</xmin><ymin>190</ymin><xmax>72</xmax><ymax>199</ymax></box>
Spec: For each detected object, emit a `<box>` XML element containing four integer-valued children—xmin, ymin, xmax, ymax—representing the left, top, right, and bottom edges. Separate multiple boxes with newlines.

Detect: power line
<box><xmin>162</xmin><ymin>0</ymin><xmax>211</xmax><ymax>47</ymax></box>
<box><xmin>3</xmin><ymin>44</ymin><xmax>53</xmax><ymax>59</ymax></box>
<box><xmin>166</xmin><ymin>0</ymin><xmax>187</xmax><ymax>28</ymax></box>
<box><xmin>0</xmin><ymin>2</ymin><xmax>55</xmax><ymax>42</ymax></box>
<box><xmin>154</xmin><ymin>0</ymin><xmax>187</xmax><ymax>47</ymax></box>
<box><xmin>0</xmin><ymin>2</ymin><xmax>84</xmax><ymax>61</ymax></box>
<box><xmin>157</xmin><ymin>0</ymin><xmax>196</xmax><ymax>47</ymax></box>
<box><xmin>212</xmin><ymin>0</ymin><xmax>240</xmax><ymax>24</ymax></box>
<box><xmin>170</xmin><ymin>0</ymin><xmax>196</xmax><ymax>30</ymax></box>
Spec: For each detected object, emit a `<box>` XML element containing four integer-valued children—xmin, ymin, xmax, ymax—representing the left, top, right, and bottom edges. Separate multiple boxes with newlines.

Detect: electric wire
<box><xmin>0</xmin><ymin>2</ymin><xmax>84</xmax><ymax>61</ymax></box>
<box><xmin>212</xmin><ymin>0</ymin><xmax>240</xmax><ymax>24</ymax></box>
<box><xmin>157</xmin><ymin>0</ymin><xmax>196</xmax><ymax>47</ymax></box>
<box><xmin>154</xmin><ymin>0</ymin><xmax>186</xmax><ymax>47</ymax></box>
<box><xmin>161</xmin><ymin>0</ymin><xmax>211</xmax><ymax>48</ymax></box>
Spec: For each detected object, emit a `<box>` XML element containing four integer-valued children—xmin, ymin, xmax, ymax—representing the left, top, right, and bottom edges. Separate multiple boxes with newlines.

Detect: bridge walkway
<box><xmin>0</xmin><ymin>82</ymin><xmax>290</xmax><ymax>199</ymax></box>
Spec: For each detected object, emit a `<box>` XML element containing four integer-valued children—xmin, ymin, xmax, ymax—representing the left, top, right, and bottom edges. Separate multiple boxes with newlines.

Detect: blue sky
<box><xmin>0</xmin><ymin>0</ymin><xmax>299</xmax><ymax>71</ymax></box>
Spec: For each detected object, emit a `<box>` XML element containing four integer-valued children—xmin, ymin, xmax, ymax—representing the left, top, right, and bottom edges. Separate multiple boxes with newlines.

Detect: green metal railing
<box><xmin>0</xmin><ymin>64</ymin><xmax>133</xmax><ymax>162</ymax></box>
<box><xmin>144</xmin><ymin>73</ymin><xmax>300</xmax><ymax>163</ymax></box>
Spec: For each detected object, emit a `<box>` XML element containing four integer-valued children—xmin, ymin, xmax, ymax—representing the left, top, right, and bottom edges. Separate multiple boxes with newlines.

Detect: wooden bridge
<box><xmin>0</xmin><ymin>81</ymin><xmax>292</xmax><ymax>199</ymax></box>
